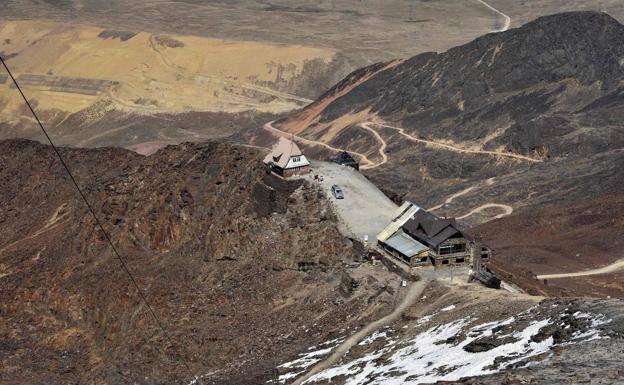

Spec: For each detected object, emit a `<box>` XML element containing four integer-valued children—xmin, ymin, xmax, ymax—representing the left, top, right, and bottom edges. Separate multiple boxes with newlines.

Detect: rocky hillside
<box><xmin>262</xmin><ymin>12</ymin><xmax>624</xmax><ymax>294</ymax></box>
<box><xmin>274</xmin><ymin>280</ymin><xmax>624</xmax><ymax>385</ymax></box>
<box><xmin>0</xmin><ymin>139</ymin><xmax>401</xmax><ymax>385</ymax></box>
<box><xmin>279</xmin><ymin>11</ymin><xmax>624</xmax><ymax>159</ymax></box>
<box><xmin>272</xmin><ymin>11</ymin><xmax>624</xmax><ymax>210</ymax></box>
<box><xmin>474</xmin><ymin>192</ymin><xmax>624</xmax><ymax>298</ymax></box>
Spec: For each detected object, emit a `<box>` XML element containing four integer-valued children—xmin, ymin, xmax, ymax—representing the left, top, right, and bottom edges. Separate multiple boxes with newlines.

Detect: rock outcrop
<box><xmin>0</xmin><ymin>139</ymin><xmax>376</xmax><ymax>385</ymax></box>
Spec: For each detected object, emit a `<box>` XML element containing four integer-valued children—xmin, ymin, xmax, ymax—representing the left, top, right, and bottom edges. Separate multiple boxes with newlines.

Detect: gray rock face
<box><xmin>317</xmin><ymin>11</ymin><xmax>624</xmax><ymax>157</ymax></box>
<box><xmin>445</xmin><ymin>299</ymin><xmax>624</xmax><ymax>385</ymax></box>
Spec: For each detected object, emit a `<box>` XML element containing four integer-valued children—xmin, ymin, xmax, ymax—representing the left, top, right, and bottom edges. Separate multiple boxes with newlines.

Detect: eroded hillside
<box><xmin>275</xmin><ymin>280</ymin><xmax>624</xmax><ymax>385</ymax></box>
<box><xmin>0</xmin><ymin>20</ymin><xmax>345</xmax><ymax>149</ymax></box>
<box><xmin>252</xmin><ymin>11</ymin><xmax>624</xmax><ymax>295</ymax></box>
<box><xmin>0</xmin><ymin>139</ymin><xmax>402</xmax><ymax>385</ymax></box>
<box><xmin>270</xmin><ymin>12</ymin><xmax>624</xmax><ymax>208</ymax></box>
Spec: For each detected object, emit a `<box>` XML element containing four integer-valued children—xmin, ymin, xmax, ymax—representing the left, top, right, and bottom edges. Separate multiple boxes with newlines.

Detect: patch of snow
<box><xmin>565</xmin><ymin>313</ymin><xmax>612</xmax><ymax>344</ymax></box>
<box><xmin>302</xmin><ymin>312</ymin><xmax>610</xmax><ymax>385</ymax></box>
<box><xmin>441</xmin><ymin>304</ymin><xmax>456</xmax><ymax>312</ymax></box>
<box><xmin>416</xmin><ymin>313</ymin><xmax>436</xmax><ymax>326</ymax></box>
<box><xmin>273</xmin><ymin>337</ymin><xmax>345</xmax><ymax>383</ymax></box>
<box><xmin>359</xmin><ymin>329</ymin><xmax>390</xmax><ymax>346</ymax></box>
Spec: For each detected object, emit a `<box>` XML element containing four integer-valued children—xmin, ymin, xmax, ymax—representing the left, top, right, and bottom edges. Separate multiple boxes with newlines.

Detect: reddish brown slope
<box><xmin>474</xmin><ymin>193</ymin><xmax>624</xmax><ymax>297</ymax></box>
<box><xmin>0</xmin><ymin>139</ymin><xmax>377</xmax><ymax>385</ymax></box>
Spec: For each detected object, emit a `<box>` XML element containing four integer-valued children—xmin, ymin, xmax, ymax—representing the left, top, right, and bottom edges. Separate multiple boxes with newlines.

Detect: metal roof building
<box><xmin>384</xmin><ymin>230</ymin><xmax>429</xmax><ymax>258</ymax></box>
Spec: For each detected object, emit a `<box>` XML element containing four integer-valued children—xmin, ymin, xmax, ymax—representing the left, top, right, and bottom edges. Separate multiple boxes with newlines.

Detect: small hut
<box><xmin>330</xmin><ymin>151</ymin><xmax>359</xmax><ymax>170</ymax></box>
<box><xmin>264</xmin><ymin>136</ymin><xmax>310</xmax><ymax>177</ymax></box>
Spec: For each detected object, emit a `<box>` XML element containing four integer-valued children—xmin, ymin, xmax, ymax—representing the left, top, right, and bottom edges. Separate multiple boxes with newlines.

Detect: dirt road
<box><xmin>263</xmin><ymin>121</ymin><xmax>379</xmax><ymax>169</ymax></box>
<box><xmin>536</xmin><ymin>259</ymin><xmax>624</xmax><ymax>280</ymax></box>
<box><xmin>456</xmin><ymin>203</ymin><xmax>513</xmax><ymax>220</ymax></box>
<box><xmin>428</xmin><ymin>186</ymin><xmax>476</xmax><ymax>211</ymax></box>
<box><xmin>306</xmin><ymin>161</ymin><xmax>398</xmax><ymax>241</ymax></box>
<box><xmin>361</xmin><ymin>122</ymin><xmax>542</xmax><ymax>163</ymax></box>
<box><xmin>357</xmin><ymin>122</ymin><xmax>388</xmax><ymax>168</ymax></box>
<box><xmin>477</xmin><ymin>0</ymin><xmax>511</xmax><ymax>32</ymax></box>
<box><xmin>293</xmin><ymin>277</ymin><xmax>431</xmax><ymax>385</ymax></box>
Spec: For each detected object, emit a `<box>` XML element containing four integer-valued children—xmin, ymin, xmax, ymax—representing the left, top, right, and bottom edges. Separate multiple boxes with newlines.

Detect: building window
<box><xmin>442</xmin><ymin>259</ymin><xmax>449</xmax><ymax>265</ymax></box>
<box><xmin>439</xmin><ymin>243</ymin><xmax>466</xmax><ymax>255</ymax></box>
<box><xmin>455</xmin><ymin>257</ymin><xmax>465</xmax><ymax>263</ymax></box>
<box><xmin>292</xmin><ymin>156</ymin><xmax>300</xmax><ymax>162</ymax></box>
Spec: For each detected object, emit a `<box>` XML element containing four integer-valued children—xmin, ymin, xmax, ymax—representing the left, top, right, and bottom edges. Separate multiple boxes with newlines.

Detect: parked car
<box><xmin>331</xmin><ymin>184</ymin><xmax>344</xmax><ymax>199</ymax></box>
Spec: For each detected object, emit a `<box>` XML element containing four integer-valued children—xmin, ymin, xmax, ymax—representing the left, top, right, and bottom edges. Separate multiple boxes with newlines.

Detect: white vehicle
<box><xmin>331</xmin><ymin>184</ymin><xmax>344</xmax><ymax>199</ymax></box>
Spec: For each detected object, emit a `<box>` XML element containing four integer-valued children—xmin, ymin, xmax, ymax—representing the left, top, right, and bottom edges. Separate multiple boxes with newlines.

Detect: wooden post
<box><xmin>471</xmin><ymin>240</ymin><xmax>482</xmax><ymax>273</ymax></box>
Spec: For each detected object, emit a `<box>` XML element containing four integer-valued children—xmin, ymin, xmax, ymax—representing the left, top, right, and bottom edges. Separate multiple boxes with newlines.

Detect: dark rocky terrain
<box><xmin>267</xmin><ymin>11</ymin><xmax>624</xmax><ymax>295</ymax></box>
<box><xmin>434</xmin><ymin>298</ymin><xmax>624</xmax><ymax>385</ymax></box>
<box><xmin>282</xmin><ymin>11</ymin><xmax>624</xmax><ymax>159</ymax></box>
<box><xmin>280</xmin><ymin>280</ymin><xmax>624</xmax><ymax>385</ymax></box>
<box><xmin>3</xmin><ymin>140</ymin><xmax>622</xmax><ymax>384</ymax></box>
<box><xmin>3</xmin><ymin>6</ymin><xmax>624</xmax><ymax>385</ymax></box>
<box><xmin>0</xmin><ymin>139</ymin><xmax>401</xmax><ymax>385</ymax></box>
<box><xmin>274</xmin><ymin>11</ymin><xmax>624</xmax><ymax>205</ymax></box>
<box><xmin>475</xmin><ymin>192</ymin><xmax>624</xmax><ymax>298</ymax></box>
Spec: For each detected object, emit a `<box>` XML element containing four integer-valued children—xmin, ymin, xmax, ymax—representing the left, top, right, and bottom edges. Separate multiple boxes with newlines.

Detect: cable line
<box><xmin>0</xmin><ymin>55</ymin><xmax>199</xmax><ymax>384</ymax></box>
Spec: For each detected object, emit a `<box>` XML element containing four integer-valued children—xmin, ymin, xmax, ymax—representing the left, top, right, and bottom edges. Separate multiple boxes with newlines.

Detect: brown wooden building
<box><xmin>377</xmin><ymin>202</ymin><xmax>491</xmax><ymax>267</ymax></box>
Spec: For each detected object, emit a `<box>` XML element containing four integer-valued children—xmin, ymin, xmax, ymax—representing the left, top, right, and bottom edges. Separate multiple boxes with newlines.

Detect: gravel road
<box><xmin>305</xmin><ymin>161</ymin><xmax>398</xmax><ymax>242</ymax></box>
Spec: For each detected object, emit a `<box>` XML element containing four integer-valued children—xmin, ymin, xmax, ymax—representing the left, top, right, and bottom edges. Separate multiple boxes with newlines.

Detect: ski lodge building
<box><xmin>264</xmin><ymin>136</ymin><xmax>311</xmax><ymax>177</ymax></box>
<box><xmin>377</xmin><ymin>201</ymin><xmax>491</xmax><ymax>267</ymax></box>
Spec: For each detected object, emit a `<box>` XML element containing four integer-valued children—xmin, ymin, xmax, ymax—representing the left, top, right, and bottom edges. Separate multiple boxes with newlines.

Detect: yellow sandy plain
<box><xmin>0</xmin><ymin>20</ymin><xmax>334</xmax><ymax>124</ymax></box>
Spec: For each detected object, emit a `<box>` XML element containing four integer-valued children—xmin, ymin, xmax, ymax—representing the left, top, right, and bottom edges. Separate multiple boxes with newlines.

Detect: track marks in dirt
<box><xmin>456</xmin><ymin>203</ymin><xmax>513</xmax><ymax>220</ymax></box>
<box><xmin>476</xmin><ymin>0</ymin><xmax>511</xmax><ymax>32</ymax></box>
<box><xmin>363</xmin><ymin>121</ymin><xmax>542</xmax><ymax>163</ymax></box>
<box><xmin>292</xmin><ymin>278</ymin><xmax>431</xmax><ymax>385</ymax></box>
<box><xmin>0</xmin><ymin>204</ymin><xmax>69</xmax><ymax>256</ymax></box>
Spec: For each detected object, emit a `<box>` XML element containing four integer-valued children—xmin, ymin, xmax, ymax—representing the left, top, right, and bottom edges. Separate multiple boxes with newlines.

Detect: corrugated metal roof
<box><xmin>376</xmin><ymin>201</ymin><xmax>420</xmax><ymax>242</ymax></box>
<box><xmin>384</xmin><ymin>230</ymin><xmax>429</xmax><ymax>258</ymax></box>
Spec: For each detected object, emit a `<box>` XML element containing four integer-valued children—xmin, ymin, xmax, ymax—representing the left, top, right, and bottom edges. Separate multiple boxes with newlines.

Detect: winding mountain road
<box><xmin>357</xmin><ymin>122</ymin><xmax>389</xmax><ymax>168</ymax></box>
<box><xmin>536</xmin><ymin>259</ymin><xmax>624</xmax><ymax>280</ymax></box>
<box><xmin>428</xmin><ymin>186</ymin><xmax>476</xmax><ymax>211</ymax></box>
<box><xmin>477</xmin><ymin>0</ymin><xmax>511</xmax><ymax>32</ymax></box>
<box><xmin>456</xmin><ymin>203</ymin><xmax>513</xmax><ymax>220</ymax></box>
<box><xmin>263</xmin><ymin>121</ymin><xmax>384</xmax><ymax>169</ymax></box>
<box><xmin>264</xmin><ymin>119</ymin><xmax>542</xmax><ymax>176</ymax></box>
<box><xmin>361</xmin><ymin>122</ymin><xmax>542</xmax><ymax>163</ymax></box>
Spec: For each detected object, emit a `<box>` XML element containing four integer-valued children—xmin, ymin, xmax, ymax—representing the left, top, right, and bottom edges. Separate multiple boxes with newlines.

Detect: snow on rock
<box><xmin>359</xmin><ymin>329</ymin><xmax>391</xmax><ymax>346</ymax></box>
<box><xmin>274</xmin><ymin>337</ymin><xmax>345</xmax><ymax>383</ymax></box>
<box><xmin>300</xmin><ymin>311</ymin><xmax>610</xmax><ymax>385</ymax></box>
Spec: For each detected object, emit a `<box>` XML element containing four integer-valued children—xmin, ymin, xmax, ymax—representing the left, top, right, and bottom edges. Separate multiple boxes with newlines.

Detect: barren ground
<box><xmin>3</xmin><ymin>1</ymin><xmax>624</xmax><ymax>150</ymax></box>
<box><xmin>295</xmin><ymin>161</ymin><xmax>398</xmax><ymax>242</ymax></box>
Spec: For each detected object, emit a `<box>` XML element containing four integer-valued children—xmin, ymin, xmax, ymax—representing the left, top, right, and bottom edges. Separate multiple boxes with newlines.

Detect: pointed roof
<box><xmin>263</xmin><ymin>136</ymin><xmax>304</xmax><ymax>168</ymax></box>
<box><xmin>402</xmin><ymin>210</ymin><xmax>470</xmax><ymax>248</ymax></box>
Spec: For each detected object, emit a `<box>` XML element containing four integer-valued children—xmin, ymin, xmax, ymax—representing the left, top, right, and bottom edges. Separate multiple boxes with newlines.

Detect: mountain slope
<box><xmin>279</xmin><ymin>11</ymin><xmax>624</xmax><ymax>159</ymax></box>
<box><xmin>263</xmin><ymin>11</ymin><xmax>624</xmax><ymax>295</ymax></box>
<box><xmin>0</xmin><ymin>139</ymin><xmax>401</xmax><ymax>385</ymax></box>
<box><xmin>269</xmin><ymin>11</ymin><xmax>624</xmax><ymax>223</ymax></box>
